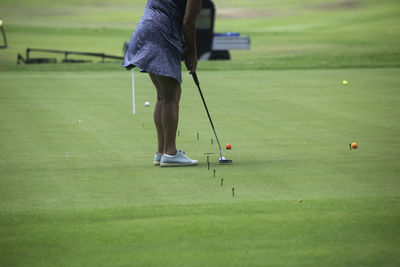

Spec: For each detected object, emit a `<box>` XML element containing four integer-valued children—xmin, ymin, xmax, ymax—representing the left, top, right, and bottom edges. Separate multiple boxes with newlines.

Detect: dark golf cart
<box><xmin>196</xmin><ymin>0</ymin><xmax>250</xmax><ymax>60</ymax></box>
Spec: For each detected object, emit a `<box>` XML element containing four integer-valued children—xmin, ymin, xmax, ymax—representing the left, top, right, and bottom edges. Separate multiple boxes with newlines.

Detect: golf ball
<box><xmin>145</xmin><ymin>101</ymin><xmax>150</xmax><ymax>107</ymax></box>
<box><xmin>298</xmin><ymin>199</ymin><xmax>303</xmax><ymax>203</ymax></box>
<box><xmin>351</xmin><ymin>142</ymin><xmax>358</xmax><ymax>149</ymax></box>
<box><xmin>77</xmin><ymin>120</ymin><xmax>82</xmax><ymax>124</ymax></box>
<box><xmin>0</xmin><ymin>20</ymin><xmax>3</xmax><ymax>27</ymax></box>
<box><xmin>342</xmin><ymin>80</ymin><xmax>348</xmax><ymax>85</ymax></box>
<box><xmin>225</xmin><ymin>144</ymin><xmax>232</xmax><ymax>150</ymax></box>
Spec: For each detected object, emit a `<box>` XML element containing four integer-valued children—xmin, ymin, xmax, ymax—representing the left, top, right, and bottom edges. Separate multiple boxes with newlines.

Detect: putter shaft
<box><xmin>192</xmin><ymin>72</ymin><xmax>225</xmax><ymax>161</ymax></box>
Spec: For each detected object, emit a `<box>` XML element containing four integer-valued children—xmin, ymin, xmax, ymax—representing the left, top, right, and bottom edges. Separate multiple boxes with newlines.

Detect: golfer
<box><xmin>122</xmin><ymin>0</ymin><xmax>202</xmax><ymax>167</ymax></box>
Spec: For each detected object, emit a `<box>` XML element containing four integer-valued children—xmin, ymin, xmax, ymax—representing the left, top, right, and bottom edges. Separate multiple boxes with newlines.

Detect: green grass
<box><xmin>1</xmin><ymin>69</ymin><xmax>400</xmax><ymax>266</ymax></box>
<box><xmin>1</xmin><ymin>0</ymin><xmax>400</xmax><ymax>265</ymax></box>
<box><xmin>2</xmin><ymin>198</ymin><xmax>399</xmax><ymax>266</ymax></box>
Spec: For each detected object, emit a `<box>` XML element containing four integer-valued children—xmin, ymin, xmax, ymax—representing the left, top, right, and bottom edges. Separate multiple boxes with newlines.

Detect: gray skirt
<box><xmin>121</xmin><ymin>12</ymin><xmax>184</xmax><ymax>83</ymax></box>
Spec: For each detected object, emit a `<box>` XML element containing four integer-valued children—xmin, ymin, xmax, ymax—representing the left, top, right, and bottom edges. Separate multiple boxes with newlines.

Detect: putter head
<box><xmin>219</xmin><ymin>157</ymin><xmax>232</xmax><ymax>164</ymax></box>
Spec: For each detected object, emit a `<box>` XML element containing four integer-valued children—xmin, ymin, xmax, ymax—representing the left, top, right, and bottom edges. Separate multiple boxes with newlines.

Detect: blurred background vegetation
<box><xmin>0</xmin><ymin>0</ymin><xmax>399</xmax><ymax>71</ymax></box>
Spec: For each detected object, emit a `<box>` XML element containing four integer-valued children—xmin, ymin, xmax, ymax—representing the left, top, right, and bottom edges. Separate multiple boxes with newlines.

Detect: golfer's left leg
<box><xmin>149</xmin><ymin>74</ymin><xmax>164</xmax><ymax>155</ymax></box>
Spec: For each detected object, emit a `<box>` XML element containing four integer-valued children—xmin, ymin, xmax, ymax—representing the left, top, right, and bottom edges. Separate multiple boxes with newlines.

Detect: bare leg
<box><xmin>149</xmin><ymin>74</ymin><xmax>164</xmax><ymax>154</ymax></box>
<box><xmin>149</xmin><ymin>73</ymin><xmax>181</xmax><ymax>155</ymax></box>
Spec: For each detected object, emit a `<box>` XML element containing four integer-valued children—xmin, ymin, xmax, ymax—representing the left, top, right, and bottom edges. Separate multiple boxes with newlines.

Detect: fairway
<box><xmin>1</xmin><ymin>69</ymin><xmax>400</xmax><ymax>266</ymax></box>
<box><xmin>1</xmin><ymin>0</ymin><xmax>400</xmax><ymax>266</ymax></box>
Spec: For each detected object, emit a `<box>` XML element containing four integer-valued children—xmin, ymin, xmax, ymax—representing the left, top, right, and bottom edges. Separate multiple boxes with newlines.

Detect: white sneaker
<box><xmin>153</xmin><ymin>153</ymin><xmax>162</xmax><ymax>166</ymax></box>
<box><xmin>160</xmin><ymin>150</ymin><xmax>198</xmax><ymax>167</ymax></box>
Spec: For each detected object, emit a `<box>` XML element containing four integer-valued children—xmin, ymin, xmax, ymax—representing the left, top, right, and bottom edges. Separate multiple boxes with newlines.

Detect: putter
<box><xmin>192</xmin><ymin>72</ymin><xmax>232</xmax><ymax>164</ymax></box>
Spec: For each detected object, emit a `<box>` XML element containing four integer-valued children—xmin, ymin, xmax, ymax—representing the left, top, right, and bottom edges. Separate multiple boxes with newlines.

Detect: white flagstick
<box><xmin>132</xmin><ymin>68</ymin><xmax>135</xmax><ymax>114</ymax></box>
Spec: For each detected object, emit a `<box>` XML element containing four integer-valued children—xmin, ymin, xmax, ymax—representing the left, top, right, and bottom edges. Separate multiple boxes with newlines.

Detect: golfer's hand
<box><xmin>184</xmin><ymin>53</ymin><xmax>197</xmax><ymax>74</ymax></box>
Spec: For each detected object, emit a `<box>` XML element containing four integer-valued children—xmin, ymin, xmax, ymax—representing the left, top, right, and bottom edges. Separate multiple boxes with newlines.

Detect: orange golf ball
<box><xmin>351</xmin><ymin>142</ymin><xmax>358</xmax><ymax>149</ymax></box>
<box><xmin>225</xmin><ymin>144</ymin><xmax>232</xmax><ymax>150</ymax></box>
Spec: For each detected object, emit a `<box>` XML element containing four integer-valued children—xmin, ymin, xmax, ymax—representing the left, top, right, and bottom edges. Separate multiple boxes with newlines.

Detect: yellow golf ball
<box><xmin>342</xmin><ymin>80</ymin><xmax>348</xmax><ymax>85</ymax></box>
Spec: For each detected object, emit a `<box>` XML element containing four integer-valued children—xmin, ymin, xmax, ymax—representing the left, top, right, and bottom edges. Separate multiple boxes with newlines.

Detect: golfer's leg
<box><xmin>149</xmin><ymin>74</ymin><xmax>164</xmax><ymax>154</ymax></box>
<box><xmin>154</xmin><ymin>74</ymin><xmax>181</xmax><ymax>155</ymax></box>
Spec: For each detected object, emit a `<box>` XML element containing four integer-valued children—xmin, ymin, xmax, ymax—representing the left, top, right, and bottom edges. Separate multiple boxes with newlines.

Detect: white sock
<box><xmin>163</xmin><ymin>153</ymin><xmax>175</xmax><ymax>158</ymax></box>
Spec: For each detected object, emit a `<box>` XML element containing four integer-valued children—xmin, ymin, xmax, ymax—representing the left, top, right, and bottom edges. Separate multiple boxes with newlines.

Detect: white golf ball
<box><xmin>145</xmin><ymin>101</ymin><xmax>150</xmax><ymax>107</ymax></box>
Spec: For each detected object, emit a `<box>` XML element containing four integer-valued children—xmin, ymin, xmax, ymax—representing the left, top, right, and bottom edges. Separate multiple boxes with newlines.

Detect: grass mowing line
<box><xmin>1</xmin><ymin>196</ymin><xmax>399</xmax><ymax>223</ymax></box>
<box><xmin>1</xmin><ymin>197</ymin><xmax>399</xmax><ymax>266</ymax></box>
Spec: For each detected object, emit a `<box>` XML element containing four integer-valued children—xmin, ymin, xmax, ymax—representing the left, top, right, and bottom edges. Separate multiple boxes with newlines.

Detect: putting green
<box><xmin>0</xmin><ymin>69</ymin><xmax>399</xmax><ymax>266</ymax></box>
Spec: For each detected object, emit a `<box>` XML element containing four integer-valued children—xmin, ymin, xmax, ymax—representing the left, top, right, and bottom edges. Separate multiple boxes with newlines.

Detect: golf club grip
<box><xmin>192</xmin><ymin>72</ymin><xmax>200</xmax><ymax>87</ymax></box>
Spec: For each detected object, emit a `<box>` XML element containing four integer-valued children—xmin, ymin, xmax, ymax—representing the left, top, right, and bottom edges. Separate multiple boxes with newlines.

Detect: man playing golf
<box><xmin>122</xmin><ymin>0</ymin><xmax>202</xmax><ymax>167</ymax></box>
